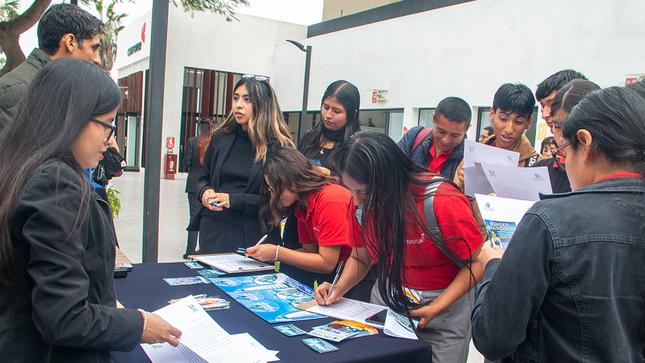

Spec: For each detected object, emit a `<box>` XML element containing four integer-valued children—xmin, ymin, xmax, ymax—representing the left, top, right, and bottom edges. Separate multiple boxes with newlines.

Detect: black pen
<box><xmin>327</xmin><ymin>261</ymin><xmax>344</xmax><ymax>298</ymax></box>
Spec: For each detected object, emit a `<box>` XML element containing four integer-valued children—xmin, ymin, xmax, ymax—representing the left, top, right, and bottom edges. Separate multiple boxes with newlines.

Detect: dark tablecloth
<box><xmin>111</xmin><ymin>262</ymin><xmax>432</xmax><ymax>362</ymax></box>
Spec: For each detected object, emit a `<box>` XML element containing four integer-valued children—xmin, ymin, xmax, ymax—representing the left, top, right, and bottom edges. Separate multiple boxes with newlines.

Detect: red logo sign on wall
<box><xmin>141</xmin><ymin>23</ymin><xmax>146</xmax><ymax>43</ymax></box>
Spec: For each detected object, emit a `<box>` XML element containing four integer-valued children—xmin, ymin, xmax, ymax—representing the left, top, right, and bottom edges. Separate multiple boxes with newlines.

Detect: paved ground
<box><xmin>110</xmin><ymin>169</ymin><xmax>484</xmax><ymax>362</ymax></box>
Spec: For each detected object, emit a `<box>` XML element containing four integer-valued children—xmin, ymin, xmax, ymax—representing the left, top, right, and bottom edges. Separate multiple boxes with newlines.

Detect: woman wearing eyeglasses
<box><xmin>246</xmin><ymin>147</ymin><xmax>352</xmax><ymax>287</ymax></box>
<box><xmin>472</xmin><ymin>86</ymin><xmax>645</xmax><ymax>362</ymax></box>
<box><xmin>0</xmin><ymin>58</ymin><xmax>181</xmax><ymax>363</ymax></box>
<box><xmin>190</xmin><ymin>76</ymin><xmax>294</xmax><ymax>254</ymax></box>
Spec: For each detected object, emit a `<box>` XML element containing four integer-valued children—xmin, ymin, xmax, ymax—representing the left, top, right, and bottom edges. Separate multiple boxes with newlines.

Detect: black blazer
<box><xmin>188</xmin><ymin>127</ymin><xmax>277</xmax><ymax>246</ymax></box>
<box><xmin>1</xmin><ymin>161</ymin><xmax>142</xmax><ymax>362</ymax></box>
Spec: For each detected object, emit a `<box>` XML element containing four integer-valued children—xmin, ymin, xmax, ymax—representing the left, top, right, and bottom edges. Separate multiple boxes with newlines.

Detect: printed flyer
<box><xmin>211</xmin><ymin>273</ymin><xmax>325</xmax><ymax>323</ymax></box>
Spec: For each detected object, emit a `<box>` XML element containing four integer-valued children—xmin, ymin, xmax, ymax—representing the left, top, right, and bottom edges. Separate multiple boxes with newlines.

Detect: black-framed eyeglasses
<box><xmin>90</xmin><ymin>118</ymin><xmax>116</xmax><ymax>141</ymax></box>
<box><xmin>242</xmin><ymin>74</ymin><xmax>269</xmax><ymax>82</ymax></box>
<box><xmin>553</xmin><ymin>140</ymin><xmax>572</xmax><ymax>156</ymax></box>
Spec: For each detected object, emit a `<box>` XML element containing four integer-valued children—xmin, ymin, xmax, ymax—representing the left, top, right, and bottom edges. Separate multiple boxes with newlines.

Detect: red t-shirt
<box><xmin>348</xmin><ymin>173</ymin><xmax>482</xmax><ymax>290</ymax></box>
<box><xmin>427</xmin><ymin>142</ymin><xmax>452</xmax><ymax>174</ymax></box>
<box><xmin>294</xmin><ymin>183</ymin><xmax>353</xmax><ymax>263</ymax></box>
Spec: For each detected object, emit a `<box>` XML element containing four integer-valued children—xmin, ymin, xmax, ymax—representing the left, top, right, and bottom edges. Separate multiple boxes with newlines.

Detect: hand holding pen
<box><xmin>244</xmin><ymin>235</ymin><xmax>272</xmax><ymax>260</ymax></box>
<box><xmin>314</xmin><ymin>261</ymin><xmax>344</xmax><ymax>306</ymax></box>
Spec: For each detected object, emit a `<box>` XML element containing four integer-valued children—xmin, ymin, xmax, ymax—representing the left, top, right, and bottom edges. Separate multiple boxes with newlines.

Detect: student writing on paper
<box><xmin>472</xmin><ymin>86</ymin><xmax>645</xmax><ymax>362</ymax></box>
<box><xmin>314</xmin><ymin>132</ymin><xmax>483</xmax><ymax>363</ymax></box>
<box><xmin>0</xmin><ymin>59</ymin><xmax>181</xmax><ymax>363</ymax></box>
<box><xmin>189</xmin><ymin>76</ymin><xmax>294</xmax><ymax>254</ymax></box>
<box><xmin>248</xmin><ymin>147</ymin><xmax>352</xmax><ymax>288</ymax></box>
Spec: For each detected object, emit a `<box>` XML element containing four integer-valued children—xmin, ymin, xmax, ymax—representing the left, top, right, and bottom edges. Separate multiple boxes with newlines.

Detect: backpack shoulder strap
<box><xmin>423</xmin><ymin>178</ymin><xmax>465</xmax><ymax>267</ymax></box>
<box><xmin>411</xmin><ymin>127</ymin><xmax>432</xmax><ymax>154</ymax></box>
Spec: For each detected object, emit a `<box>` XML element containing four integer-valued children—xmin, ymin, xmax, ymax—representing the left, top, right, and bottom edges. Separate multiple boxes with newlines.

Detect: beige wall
<box><xmin>322</xmin><ymin>0</ymin><xmax>401</xmax><ymax>20</ymax></box>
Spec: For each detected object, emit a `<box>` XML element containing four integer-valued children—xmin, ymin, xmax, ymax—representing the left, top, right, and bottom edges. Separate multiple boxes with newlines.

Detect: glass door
<box><xmin>386</xmin><ymin>110</ymin><xmax>404</xmax><ymax>142</ymax></box>
<box><xmin>124</xmin><ymin>113</ymin><xmax>140</xmax><ymax>171</ymax></box>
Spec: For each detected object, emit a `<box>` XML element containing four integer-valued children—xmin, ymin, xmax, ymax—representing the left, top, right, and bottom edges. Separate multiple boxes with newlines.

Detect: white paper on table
<box><xmin>225</xmin><ymin>333</ymin><xmax>279</xmax><ymax>363</ymax></box>
<box><xmin>479</xmin><ymin>163</ymin><xmax>552</xmax><ymax>201</ymax></box>
<box><xmin>141</xmin><ymin>342</ymin><xmax>208</xmax><ymax>363</ymax></box>
<box><xmin>383</xmin><ymin>309</ymin><xmax>418</xmax><ymax>340</ymax></box>
<box><xmin>463</xmin><ymin>139</ymin><xmax>520</xmax><ymax>197</ymax></box>
<box><xmin>475</xmin><ymin>194</ymin><xmax>537</xmax><ymax>250</ymax></box>
<box><xmin>149</xmin><ymin>295</ymin><xmax>233</xmax><ymax>363</ymax></box>
<box><xmin>300</xmin><ymin>298</ymin><xmax>386</xmax><ymax>328</ymax></box>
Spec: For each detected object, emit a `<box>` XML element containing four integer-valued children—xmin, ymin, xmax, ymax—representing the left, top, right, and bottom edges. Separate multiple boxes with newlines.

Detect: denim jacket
<box><xmin>472</xmin><ymin>176</ymin><xmax>645</xmax><ymax>362</ymax></box>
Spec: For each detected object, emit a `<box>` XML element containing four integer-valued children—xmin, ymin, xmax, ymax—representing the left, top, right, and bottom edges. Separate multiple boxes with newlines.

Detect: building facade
<box><xmin>116</xmin><ymin>0</ymin><xmax>645</xmax><ymax>174</ymax></box>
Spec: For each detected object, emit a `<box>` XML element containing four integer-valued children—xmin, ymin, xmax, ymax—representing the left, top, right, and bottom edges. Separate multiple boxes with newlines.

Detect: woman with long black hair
<box><xmin>297</xmin><ymin>80</ymin><xmax>361</xmax><ymax>175</ymax></box>
<box><xmin>191</xmin><ymin>76</ymin><xmax>294</xmax><ymax>253</ymax></box>
<box><xmin>315</xmin><ymin>131</ymin><xmax>483</xmax><ymax>362</ymax></box>
<box><xmin>0</xmin><ymin>58</ymin><xmax>180</xmax><ymax>363</ymax></box>
<box><xmin>472</xmin><ymin>86</ymin><xmax>645</xmax><ymax>361</ymax></box>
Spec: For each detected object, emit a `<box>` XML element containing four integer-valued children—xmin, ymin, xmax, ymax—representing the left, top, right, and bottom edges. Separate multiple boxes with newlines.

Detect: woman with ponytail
<box><xmin>472</xmin><ymin>86</ymin><xmax>645</xmax><ymax>362</ymax></box>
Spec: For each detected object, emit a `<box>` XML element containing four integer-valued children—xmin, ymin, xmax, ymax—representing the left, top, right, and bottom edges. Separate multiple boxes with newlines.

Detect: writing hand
<box><xmin>314</xmin><ymin>281</ymin><xmax>342</xmax><ymax>306</ymax></box>
<box><xmin>245</xmin><ymin>244</ymin><xmax>277</xmax><ymax>262</ymax></box>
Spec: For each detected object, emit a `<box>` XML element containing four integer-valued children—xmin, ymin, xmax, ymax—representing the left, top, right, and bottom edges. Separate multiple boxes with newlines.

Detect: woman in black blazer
<box><xmin>191</xmin><ymin>76</ymin><xmax>294</xmax><ymax>253</ymax></box>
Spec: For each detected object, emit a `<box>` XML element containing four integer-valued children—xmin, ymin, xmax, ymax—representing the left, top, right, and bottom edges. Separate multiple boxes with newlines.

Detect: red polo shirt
<box><xmin>348</xmin><ymin>173</ymin><xmax>482</xmax><ymax>290</ymax></box>
<box><xmin>428</xmin><ymin>142</ymin><xmax>452</xmax><ymax>174</ymax></box>
<box><xmin>294</xmin><ymin>183</ymin><xmax>353</xmax><ymax>263</ymax></box>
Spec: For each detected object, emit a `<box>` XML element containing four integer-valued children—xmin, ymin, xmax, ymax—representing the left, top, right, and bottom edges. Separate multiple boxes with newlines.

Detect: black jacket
<box><xmin>397</xmin><ymin>126</ymin><xmax>465</xmax><ymax>181</ymax></box>
<box><xmin>0</xmin><ymin>161</ymin><xmax>142</xmax><ymax>363</ymax></box>
<box><xmin>189</xmin><ymin>127</ymin><xmax>279</xmax><ymax>247</ymax></box>
<box><xmin>472</xmin><ymin>176</ymin><xmax>645</xmax><ymax>362</ymax></box>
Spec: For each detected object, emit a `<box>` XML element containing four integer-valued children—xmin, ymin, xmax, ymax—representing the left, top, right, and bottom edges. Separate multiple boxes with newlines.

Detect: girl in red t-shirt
<box><xmin>247</xmin><ymin>147</ymin><xmax>352</xmax><ymax>285</ymax></box>
<box><xmin>315</xmin><ymin>131</ymin><xmax>483</xmax><ymax>363</ymax></box>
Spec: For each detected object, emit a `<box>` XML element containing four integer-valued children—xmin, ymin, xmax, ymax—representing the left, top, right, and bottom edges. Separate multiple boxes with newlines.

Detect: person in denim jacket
<box><xmin>472</xmin><ymin>85</ymin><xmax>645</xmax><ymax>362</ymax></box>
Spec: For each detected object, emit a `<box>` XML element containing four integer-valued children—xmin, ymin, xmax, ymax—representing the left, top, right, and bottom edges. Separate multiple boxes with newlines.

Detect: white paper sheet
<box><xmin>463</xmin><ymin>139</ymin><xmax>520</xmax><ymax>197</ymax></box>
<box><xmin>383</xmin><ymin>309</ymin><xmax>418</xmax><ymax>340</ymax></box>
<box><xmin>302</xmin><ymin>298</ymin><xmax>386</xmax><ymax>328</ymax></box>
<box><xmin>475</xmin><ymin>194</ymin><xmax>537</xmax><ymax>250</ymax></box>
<box><xmin>479</xmin><ymin>163</ymin><xmax>552</xmax><ymax>201</ymax></box>
<box><xmin>148</xmin><ymin>295</ymin><xmax>233</xmax><ymax>363</ymax></box>
<box><xmin>141</xmin><ymin>342</ymin><xmax>208</xmax><ymax>363</ymax></box>
<box><xmin>226</xmin><ymin>333</ymin><xmax>279</xmax><ymax>363</ymax></box>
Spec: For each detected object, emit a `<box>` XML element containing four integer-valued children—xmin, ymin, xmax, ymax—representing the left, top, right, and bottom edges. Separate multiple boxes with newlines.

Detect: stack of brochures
<box><xmin>308</xmin><ymin>320</ymin><xmax>378</xmax><ymax>342</ymax></box>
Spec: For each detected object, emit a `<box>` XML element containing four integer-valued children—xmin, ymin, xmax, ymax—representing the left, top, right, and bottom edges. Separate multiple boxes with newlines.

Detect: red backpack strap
<box><xmin>411</xmin><ymin>127</ymin><xmax>432</xmax><ymax>154</ymax></box>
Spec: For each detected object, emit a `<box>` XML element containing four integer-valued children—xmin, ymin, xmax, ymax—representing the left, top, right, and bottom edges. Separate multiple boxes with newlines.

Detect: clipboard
<box><xmin>194</xmin><ymin>253</ymin><xmax>275</xmax><ymax>274</ymax></box>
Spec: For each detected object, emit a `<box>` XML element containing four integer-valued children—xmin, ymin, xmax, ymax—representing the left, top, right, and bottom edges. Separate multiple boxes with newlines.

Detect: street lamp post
<box><xmin>286</xmin><ymin>40</ymin><xmax>311</xmax><ymax>141</ymax></box>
